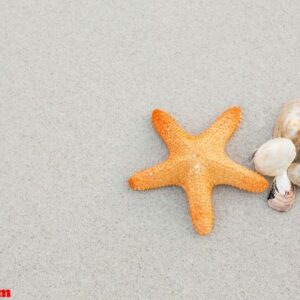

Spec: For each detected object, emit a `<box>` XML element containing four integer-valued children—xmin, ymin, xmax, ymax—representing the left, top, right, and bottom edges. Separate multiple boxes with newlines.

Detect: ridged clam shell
<box><xmin>288</xmin><ymin>163</ymin><xmax>300</xmax><ymax>186</ymax></box>
<box><xmin>267</xmin><ymin>178</ymin><xmax>296</xmax><ymax>212</ymax></box>
<box><xmin>253</xmin><ymin>138</ymin><xmax>296</xmax><ymax>177</ymax></box>
<box><xmin>273</xmin><ymin>99</ymin><xmax>300</xmax><ymax>158</ymax></box>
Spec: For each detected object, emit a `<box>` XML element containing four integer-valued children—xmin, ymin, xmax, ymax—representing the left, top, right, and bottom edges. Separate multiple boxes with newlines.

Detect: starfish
<box><xmin>129</xmin><ymin>107</ymin><xmax>268</xmax><ymax>236</ymax></box>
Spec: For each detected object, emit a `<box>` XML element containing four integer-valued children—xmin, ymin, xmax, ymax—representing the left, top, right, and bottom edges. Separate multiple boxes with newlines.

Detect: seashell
<box><xmin>287</xmin><ymin>162</ymin><xmax>300</xmax><ymax>186</ymax></box>
<box><xmin>273</xmin><ymin>98</ymin><xmax>300</xmax><ymax>158</ymax></box>
<box><xmin>267</xmin><ymin>172</ymin><xmax>296</xmax><ymax>212</ymax></box>
<box><xmin>253</xmin><ymin>138</ymin><xmax>296</xmax><ymax>177</ymax></box>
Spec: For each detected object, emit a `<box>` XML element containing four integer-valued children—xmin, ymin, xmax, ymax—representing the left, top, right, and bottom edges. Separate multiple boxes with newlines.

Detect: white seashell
<box><xmin>267</xmin><ymin>172</ymin><xmax>296</xmax><ymax>212</ymax></box>
<box><xmin>273</xmin><ymin>98</ymin><xmax>300</xmax><ymax>158</ymax></box>
<box><xmin>287</xmin><ymin>163</ymin><xmax>300</xmax><ymax>186</ymax></box>
<box><xmin>253</xmin><ymin>138</ymin><xmax>296</xmax><ymax>177</ymax></box>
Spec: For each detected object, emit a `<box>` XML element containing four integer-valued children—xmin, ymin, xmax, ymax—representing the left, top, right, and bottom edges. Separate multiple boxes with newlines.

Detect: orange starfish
<box><xmin>129</xmin><ymin>107</ymin><xmax>268</xmax><ymax>236</ymax></box>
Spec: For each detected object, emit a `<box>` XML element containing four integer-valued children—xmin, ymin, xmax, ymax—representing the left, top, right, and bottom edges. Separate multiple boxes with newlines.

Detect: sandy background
<box><xmin>0</xmin><ymin>1</ymin><xmax>300</xmax><ymax>299</ymax></box>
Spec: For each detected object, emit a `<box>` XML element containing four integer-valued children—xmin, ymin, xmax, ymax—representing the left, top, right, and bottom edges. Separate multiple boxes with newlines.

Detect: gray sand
<box><xmin>0</xmin><ymin>1</ymin><xmax>299</xmax><ymax>299</ymax></box>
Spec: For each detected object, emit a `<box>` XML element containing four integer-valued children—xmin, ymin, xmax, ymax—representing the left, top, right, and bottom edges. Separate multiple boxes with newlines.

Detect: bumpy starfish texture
<box><xmin>129</xmin><ymin>107</ymin><xmax>268</xmax><ymax>236</ymax></box>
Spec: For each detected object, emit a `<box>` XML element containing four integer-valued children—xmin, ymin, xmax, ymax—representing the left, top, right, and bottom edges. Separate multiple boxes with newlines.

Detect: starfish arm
<box><xmin>216</xmin><ymin>158</ymin><xmax>268</xmax><ymax>192</ymax></box>
<box><xmin>201</xmin><ymin>107</ymin><xmax>241</xmax><ymax>146</ymax></box>
<box><xmin>129</xmin><ymin>159</ymin><xmax>177</xmax><ymax>190</ymax></box>
<box><xmin>183</xmin><ymin>174</ymin><xmax>214</xmax><ymax>236</ymax></box>
<box><xmin>152</xmin><ymin>109</ymin><xmax>190</xmax><ymax>153</ymax></box>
